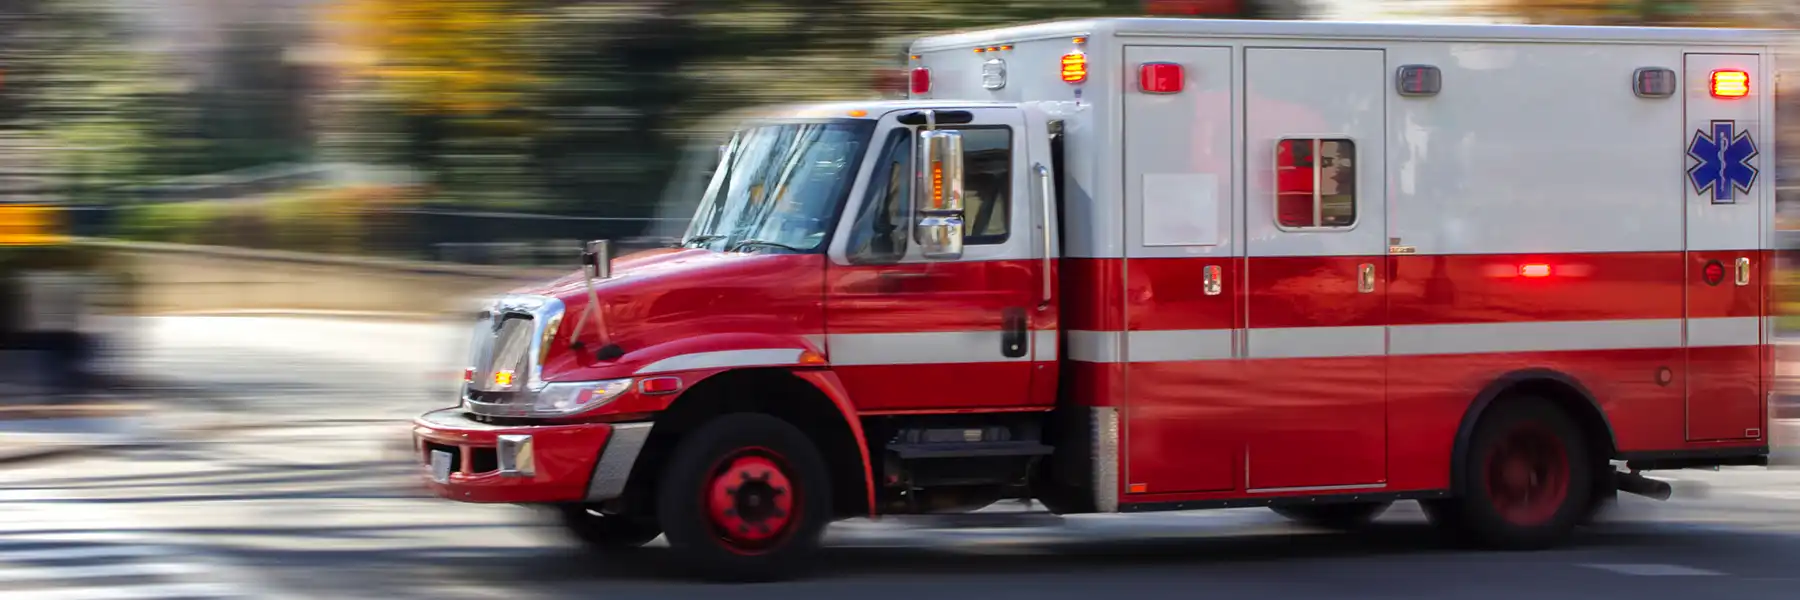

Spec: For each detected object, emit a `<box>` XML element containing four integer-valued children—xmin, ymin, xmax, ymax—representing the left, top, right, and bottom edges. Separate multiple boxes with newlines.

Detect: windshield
<box><xmin>682</xmin><ymin>119</ymin><xmax>874</xmax><ymax>253</ymax></box>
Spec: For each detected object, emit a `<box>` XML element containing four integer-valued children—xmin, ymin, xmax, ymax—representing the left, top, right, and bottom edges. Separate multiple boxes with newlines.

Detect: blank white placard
<box><xmin>1142</xmin><ymin>173</ymin><xmax>1220</xmax><ymax>246</ymax></box>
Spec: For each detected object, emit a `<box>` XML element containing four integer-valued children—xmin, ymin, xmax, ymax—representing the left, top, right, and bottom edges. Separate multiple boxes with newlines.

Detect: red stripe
<box><xmin>1071</xmin><ymin>251</ymin><xmax>1774</xmax><ymax>332</ymax></box>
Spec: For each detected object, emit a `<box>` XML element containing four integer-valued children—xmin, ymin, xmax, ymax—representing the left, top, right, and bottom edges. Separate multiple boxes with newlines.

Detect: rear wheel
<box><xmin>1433</xmin><ymin>396</ymin><xmax>1593</xmax><ymax>549</ymax></box>
<box><xmin>656</xmin><ymin>413</ymin><xmax>833</xmax><ymax>582</ymax></box>
<box><xmin>1270</xmin><ymin>501</ymin><xmax>1392</xmax><ymax>530</ymax></box>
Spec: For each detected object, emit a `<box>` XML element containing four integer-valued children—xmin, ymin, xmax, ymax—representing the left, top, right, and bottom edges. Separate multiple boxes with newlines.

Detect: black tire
<box><xmin>555</xmin><ymin>505</ymin><xmax>662</xmax><ymax>551</ymax></box>
<box><xmin>656</xmin><ymin>413</ymin><xmax>833</xmax><ymax>582</ymax></box>
<box><xmin>1434</xmin><ymin>396</ymin><xmax>1594</xmax><ymax>550</ymax></box>
<box><xmin>1270</xmin><ymin>501</ymin><xmax>1392</xmax><ymax>530</ymax></box>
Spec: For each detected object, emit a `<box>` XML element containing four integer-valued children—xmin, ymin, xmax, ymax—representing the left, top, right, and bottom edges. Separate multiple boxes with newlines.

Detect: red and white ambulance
<box><xmin>413</xmin><ymin>18</ymin><xmax>1785</xmax><ymax>580</ymax></box>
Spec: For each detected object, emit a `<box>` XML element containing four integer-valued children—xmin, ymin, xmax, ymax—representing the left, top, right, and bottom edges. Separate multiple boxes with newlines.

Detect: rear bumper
<box><xmin>411</xmin><ymin>409</ymin><xmax>654</xmax><ymax>504</ymax></box>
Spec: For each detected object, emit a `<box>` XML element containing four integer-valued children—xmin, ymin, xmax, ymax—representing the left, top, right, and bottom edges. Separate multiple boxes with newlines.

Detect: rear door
<box><xmin>1240</xmin><ymin>47</ymin><xmax>1389</xmax><ymax>491</ymax></box>
<box><xmin>1682</xmin><ymin>52</ymin><xmax>1767</xmax><ymax>442</ymax></box>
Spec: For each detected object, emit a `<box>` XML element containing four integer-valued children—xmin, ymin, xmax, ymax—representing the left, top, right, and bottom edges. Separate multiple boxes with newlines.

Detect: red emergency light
<box><xmin>639</xmin><ymin>376</ymin><xmax>683</xmax><ymax>395</ymax></box>
<box><xmin>1519</xmin><ymin>264</ymin><xmax>1552</xmax><ymax>278</ymax></box>
<box><xmin>1711</xmin><ymin>70</ymin><xmax>1749</xmax><ymax>98</ymax></box>
<box><xmin>1139</xmin><ymin>62</ymin><xmax>1184</xmax><ymax>94</ymax></box>
<box><xmin>910</xmin><ymin>67</ymin><xmax>931</xmax><ymax>95</ymax></box>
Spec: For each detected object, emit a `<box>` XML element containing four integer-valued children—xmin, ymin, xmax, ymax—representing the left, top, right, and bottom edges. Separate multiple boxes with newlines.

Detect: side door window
<box><xmin>847</xmin><ymin>129</ymin><xmax>914</xmax><ymax>263</ymax></box>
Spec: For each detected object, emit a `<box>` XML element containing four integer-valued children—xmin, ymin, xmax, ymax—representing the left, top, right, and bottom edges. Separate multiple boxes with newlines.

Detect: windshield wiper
<box><xmin>681</xmin><ymin>235</ymin><xmax>725</xmax><ymax>248</ymax></box>
<box><xmin>731</xmin><ymin>239</ymin><xmax>806</xmax><ymax>253</ymax></box>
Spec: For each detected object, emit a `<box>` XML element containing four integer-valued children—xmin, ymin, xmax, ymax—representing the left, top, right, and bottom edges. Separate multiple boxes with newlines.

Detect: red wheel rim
<box><xmin>704</xmin><ymin>447</ymin><xmax>798</xmax><ymax>554</ymax></box>
<box><xmin>1482</xmin><ymin>422</ymin><xmax>1571</xmax><ymax>526</ymax></box>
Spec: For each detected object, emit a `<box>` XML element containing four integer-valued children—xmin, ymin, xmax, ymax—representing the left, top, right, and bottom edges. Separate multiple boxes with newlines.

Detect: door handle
<box><xmin>1358</xmin><ymin>263</ymin><xmax>1376</xmax><ymax>293</ymax></box>
<box><xmin>1736</xmin><ymin>257</ymin><xmax>1751</xmax><ymax>287</ymax></box>
<box><xmin>1203</xmin><ymin>265</ymin><xmax>1222</xmax><ymax>296</ymax></box>
<box><xmin>1001</xmin><ymin>307</ymin><xmax>1028</xmax><ymax>359</ymax></box>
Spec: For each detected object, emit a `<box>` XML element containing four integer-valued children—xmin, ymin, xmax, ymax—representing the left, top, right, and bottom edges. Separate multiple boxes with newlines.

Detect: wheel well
<box><xmin>623</xmin><ymin>369</ymin><xmax>867</xmax><ymax>519</ymax></box>
<box><xmin>1450</xmin><ymin>371</ymin><xmax>1618</xmax><ymax>494</ymax></box>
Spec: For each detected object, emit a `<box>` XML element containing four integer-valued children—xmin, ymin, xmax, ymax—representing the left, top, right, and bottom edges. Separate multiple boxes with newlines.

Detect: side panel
<box><xmin>1241</xmin><ymin>47</ymin><xmax>1389</xmax><ymax>491</ymax></box>
<box><xmin>1120</xmin><ymin>44</ymin><xmax>1239</xmax><ymax>494</ymax></box>
<box><xmin>1382</xmin><ymin>41</ymin><xmax>1692</xmax><ymax>489</ymax></box>
<box><xmin>1684</xmin><ymin>52</ymin><xmax>1767</xmax><ymax>442</ymax></box>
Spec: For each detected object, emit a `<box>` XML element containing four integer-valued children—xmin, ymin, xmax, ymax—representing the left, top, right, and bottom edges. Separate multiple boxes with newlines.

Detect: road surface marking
<box><xmin>1581</xmin><ymin>563</ymin><xmax>1725</xmax><ymax>576</ymax></box>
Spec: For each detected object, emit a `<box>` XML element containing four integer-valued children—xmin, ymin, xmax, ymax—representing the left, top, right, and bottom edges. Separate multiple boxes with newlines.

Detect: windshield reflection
<box><xmin>682</xmin><ymin>119</ymin><xmax>875</xmax><ymax>253</ymax></box>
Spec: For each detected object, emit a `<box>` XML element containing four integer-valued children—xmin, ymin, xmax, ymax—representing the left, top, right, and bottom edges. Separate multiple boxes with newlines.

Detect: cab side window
<box><xmin>954</xmin><ymin>127</ymin><xmax>1013</xmax><ymax>245</ymax></box>
<box><xmin>847</xmin><ymin>128</ymin><xmax>913</xmax><ymax>263</ymax></box>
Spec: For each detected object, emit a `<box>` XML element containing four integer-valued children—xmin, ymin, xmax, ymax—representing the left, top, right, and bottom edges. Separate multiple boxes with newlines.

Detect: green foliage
<box><xmin>324</xmin><ymin>0</ymin><xmax>1288</xmax><ymax>219</ymax></box>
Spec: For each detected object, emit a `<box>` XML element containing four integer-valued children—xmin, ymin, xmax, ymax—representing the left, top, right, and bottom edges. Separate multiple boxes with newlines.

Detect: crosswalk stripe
<box><xmin>4</xmin><ymin>582</ymin><xmax>242</xmax><ymax>600</ymax></box>
<box><xmin>0</xmin><ymin>561</ymin><xmax>210</xmax><ymax>583</ymax></box>
<box><xmin>0</xmin><ymin>545</ymin><xmax>167</xmax><ymax>562</ymax></box>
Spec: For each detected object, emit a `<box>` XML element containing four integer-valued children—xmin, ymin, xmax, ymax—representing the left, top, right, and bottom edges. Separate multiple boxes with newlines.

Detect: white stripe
<box><xmin>1032</xmin><ymin>329</ymin><xmax>1058</xmax><ymax>361</ymax></box>
<box><xmin>1126</xmin><ymin>329</ymin><xmax>1236</xmax><ymax>362</ymax></box>
<box><xmin>822</xmin><ymin>318</ymin><xmax>1756</xmax><ymax>367</ymax></box>
<box><xmin>635</xmin><ymin>349</ymin><xmax>804</xmax><ymax>375</ymax></box>
<box><xmin>827</xmin><ymin>332</ymin><xmax>1030</xmax><ymax>366</ymax></box>
<box><xmin>1389</xmin><ymin>319</ymin><xmax>1683</xmax><ymax>356</ymax></box>
<box><xmin>1067</xmin><ymin>330</ymin><xmax>1123</xmax><ymax>363</ymax></box>
<box><xmin>1687</xmin><ymin>316</ymin><xmax>1761</xmax><ymax>348</ymax></box>
<box><xmin>1247</xmin><ymin>326</ymin><xmax>1385</xmax><ymax>359</ymax></box>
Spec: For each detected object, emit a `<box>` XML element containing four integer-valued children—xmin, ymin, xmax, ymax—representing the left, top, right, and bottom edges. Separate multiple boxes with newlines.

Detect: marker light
<box><xmin>1061</xmin><ymin>51</ymin><xmax>1088</xmax><ymax>83</ymax></box>
<box><xmin>1519</xmin><ymin>264</ymin><xmax>1552</xmax><ymax>278</ymax></box>
<box><xmin>910</xmin><ymin>67</ymin><xmax>931</xmax><ymax>95</ymax></box>
<box><xmin>1712</xmin><ymin>70</ymin><xmax>1749</xmax><ymax>98</ymax></box>
<box><xmin>1139</xmin><ymin>62</ymin><xmax>1184</xmax><ymax>94</ymax></box>
<box><xmin>493</xmin><ymin>369</ymin><xmax>515</xmax><ymax>387</ymax></box>
<box><xmin>463</xmin><ymin>367</ymin><xmax>475</xmax><ymax>383</ymax></box>
<box><xmin>638</xmin><ymin>376</ymin><xmax>683</xmax><ymax>395</ymax></box>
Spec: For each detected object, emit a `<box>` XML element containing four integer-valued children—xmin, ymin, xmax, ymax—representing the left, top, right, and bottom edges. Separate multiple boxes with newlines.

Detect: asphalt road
<box><xmin>5</xmin><ymin>316</ymin><xmax>1800</xmax><ymax>599</ymax></box>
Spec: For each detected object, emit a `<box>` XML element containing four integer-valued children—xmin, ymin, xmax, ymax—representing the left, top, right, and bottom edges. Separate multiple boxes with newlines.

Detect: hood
<box><xmin>517</xmin><ymin>248</ymin><xmax>827</xmax><ymax>380</ymax></box>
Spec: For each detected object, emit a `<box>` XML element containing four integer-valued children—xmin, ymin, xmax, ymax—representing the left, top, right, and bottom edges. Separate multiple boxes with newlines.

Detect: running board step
<box><xmin>889</xmin><ymin>441</ymin><xmax>1055</xmax><ymax>460</ymax></box>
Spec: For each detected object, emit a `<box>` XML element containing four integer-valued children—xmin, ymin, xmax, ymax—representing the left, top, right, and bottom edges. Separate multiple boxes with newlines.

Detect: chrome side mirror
<box><xmin>915</xmin><ymin>130</ymin><xmax>965</xmax><ymax>260</ymax></box>
<box><xmin>582</xmin><ymin>239</ymin><xmax>613</xmax><ymax>279</ymax></box>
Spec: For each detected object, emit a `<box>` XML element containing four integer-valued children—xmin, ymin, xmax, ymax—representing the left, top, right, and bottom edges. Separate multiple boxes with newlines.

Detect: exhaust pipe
<box><xmin>1615</xmin><ymin>470</ymin><xmax>1673</xmax><ymax>501</ymax></box>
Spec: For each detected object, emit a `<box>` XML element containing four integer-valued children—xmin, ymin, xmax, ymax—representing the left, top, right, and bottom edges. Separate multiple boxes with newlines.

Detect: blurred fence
<box><xmin>57</xmin><ymin>204</ymin><xmax>685</xmax><ymax>266</ymax></box>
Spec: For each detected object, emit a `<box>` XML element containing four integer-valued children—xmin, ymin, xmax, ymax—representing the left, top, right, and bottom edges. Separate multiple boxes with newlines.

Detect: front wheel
<box><xmin>1431</xmin><ymin>396</ymin><xmax>1594</xmax><ymax>550</ymax></box>
<box><xmin>1270</xmin><ymin>501</ymin><xmax>1392</xmax><ymax>530</ymax></box>
<box><xmin>656</xmin><ymin>413</ymin><xmax>834</xmax><ymax>582</ymax></box>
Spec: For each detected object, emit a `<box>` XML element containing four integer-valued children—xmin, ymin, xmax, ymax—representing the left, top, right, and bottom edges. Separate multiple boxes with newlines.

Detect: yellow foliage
<box><xmin>327</xmin><ymin>0</ymin><xmax>541</xmax><ymax>115</ymax></box>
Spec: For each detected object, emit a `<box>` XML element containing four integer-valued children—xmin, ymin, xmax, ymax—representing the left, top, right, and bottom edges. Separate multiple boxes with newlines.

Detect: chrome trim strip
<box><xmin>1093</xmin><ymin>407</ymin><xmax>1120</xmax><ymax>513</ymax></box>
<box><xmin>1246</xmin><ymin>482</ymin><xmax>1387</xmax><ymax>494</ymax></box>
<box><xmin>586</xmin><ymin>422</ymin><xmax>655</xmax><ymax>502</ymax></box>
<box><xmin>496</xmin><ymin>434</ymin><xmax>535</xmax><ymax>478</ymax></box>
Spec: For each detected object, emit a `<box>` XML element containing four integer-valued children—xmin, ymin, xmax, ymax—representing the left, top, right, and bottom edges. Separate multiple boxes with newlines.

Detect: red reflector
<box><xmin>1139</xmin><ymin>62</ymin><xmax>1184</xmax><ymax>94</ymax></box>
<box><xmin>1703</xmin><ymin>261</ymin><xmax>1726</xmax><ymax>286</ymax></box>
<box><xmin>1712</xmin><ymin>70</ymin><xmax>1749</xmax><ymax>98</ymax></box>
<box><xmin>462</xmin><ymin>367</ymin><xmax>474</xmax><ymax>383</ymax></box>
<box><xmin>639</xmin><ymin>376</ymin><xmax>683</xmax><ymax>395</ymax></box>
<box><xmin>1519</xmin><ymin>264</ymin><xmax>1552</xmax><ymax>278</ymax></box>
<box><xmin>910</xmin><ymin>67</ymin><xmax>931</xmax><ymax>95</ymax></box>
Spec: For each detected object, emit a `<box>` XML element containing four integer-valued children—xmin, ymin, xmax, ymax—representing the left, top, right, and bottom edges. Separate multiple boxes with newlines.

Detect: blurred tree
<box><xmin>326</xmin><ymin>0</ymin><xmax>1314</xmax><ymax>219</ymax></box>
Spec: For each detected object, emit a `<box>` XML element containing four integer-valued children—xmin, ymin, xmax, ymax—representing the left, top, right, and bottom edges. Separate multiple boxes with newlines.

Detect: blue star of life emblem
<box><xmin>1687</xmin><ymin>120</ymin><xmax>1758</xmax><ymax>204</ymax></box>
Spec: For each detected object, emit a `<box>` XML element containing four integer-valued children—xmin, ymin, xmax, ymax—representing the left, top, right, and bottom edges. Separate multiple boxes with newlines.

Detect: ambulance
<box><xmin>413</xmin><ymin>18</ymin><xmax>1786</xmax><ymax>580</ymax></box>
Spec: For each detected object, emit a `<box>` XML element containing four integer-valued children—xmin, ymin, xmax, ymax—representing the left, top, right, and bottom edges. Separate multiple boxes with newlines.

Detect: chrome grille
<box><xmin>469</xmin><ymin>315</ymin><xmax>534</xmax><ymax>393</ymax></box>
<box><xmin>460</xmin><ymin>294</ymin><xmax>567</xmax><ymax>418</ymax></box>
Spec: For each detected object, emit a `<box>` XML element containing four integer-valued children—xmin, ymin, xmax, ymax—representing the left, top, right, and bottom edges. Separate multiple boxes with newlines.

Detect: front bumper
<box><xmin>411</xmin><ymin>409</ymin><xmax>654</xmax><ymax>504</ymax></box>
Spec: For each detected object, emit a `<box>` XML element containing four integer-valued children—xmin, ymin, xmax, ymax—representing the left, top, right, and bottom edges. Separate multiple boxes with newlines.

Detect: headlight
<box><xmin>527</xmin><ymin>379</ymin><xmax>633</xmax><ymax>417</ymax></box>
